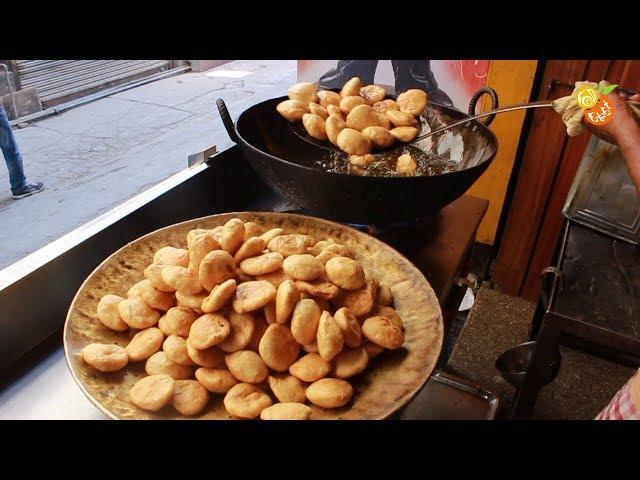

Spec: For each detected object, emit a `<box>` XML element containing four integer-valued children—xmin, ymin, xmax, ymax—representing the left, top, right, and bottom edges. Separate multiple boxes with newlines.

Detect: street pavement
<box><xmin>0</xmin><ymin>60</ymin><xmax>296</xmax><ymax>270</ymax></box>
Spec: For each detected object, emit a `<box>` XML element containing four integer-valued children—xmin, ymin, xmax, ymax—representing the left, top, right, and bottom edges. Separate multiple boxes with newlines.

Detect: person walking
<box><xmin>0</xmin><ymin>105</ymin><xmax>43</xmax><ymax>199</ymax></box>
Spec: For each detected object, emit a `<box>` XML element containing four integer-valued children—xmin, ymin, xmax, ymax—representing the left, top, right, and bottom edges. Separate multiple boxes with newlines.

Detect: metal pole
<box><xmin>0</xmin><ymin>63</ymin><xmax>18</xmax><ymax>120</ymax></box>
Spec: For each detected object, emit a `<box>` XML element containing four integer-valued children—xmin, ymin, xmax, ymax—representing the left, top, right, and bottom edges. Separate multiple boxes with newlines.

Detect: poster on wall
<box><xmin>297</xmin><ymin>60</ymin><xmax>490</xmax><ymax>112</ymax></box>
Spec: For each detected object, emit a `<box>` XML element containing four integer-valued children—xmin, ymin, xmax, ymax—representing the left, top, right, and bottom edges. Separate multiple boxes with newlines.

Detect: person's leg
<box><xmin>0</xmin><ymin>105</ymin><xmax>43</xmax><ymax>198</ymax></box>
<box><xmin>318</xmin><ymin>60</ymin><xmax>379</xmax><ymax>90</ymax></box>
<box><xmin>0</xmin><ymin>105</ymin><xmax>27</xmax><ymax>192</ymax></box>
<box><xmin>391</xmin><ymin>60</ymin><xmax>454</xmax><ymax>107</ymax></box>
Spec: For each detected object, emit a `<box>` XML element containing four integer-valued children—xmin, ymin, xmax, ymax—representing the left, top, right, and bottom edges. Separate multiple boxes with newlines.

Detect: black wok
<box><xmin>216</xmin><ymin>88</ymin><xmax>499</xmax><ymax>224</ymax></box>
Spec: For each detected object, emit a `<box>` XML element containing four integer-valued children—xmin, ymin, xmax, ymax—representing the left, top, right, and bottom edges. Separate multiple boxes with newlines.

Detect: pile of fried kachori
<box><xmin>81</xmin><ymin>218</ymin><xmax>406</xmax><ymax>420</ymax></box>
<box><xmin>276</xmin><ymin>77</ymin><xmax>426</xmax><ymax>175</ymax></box>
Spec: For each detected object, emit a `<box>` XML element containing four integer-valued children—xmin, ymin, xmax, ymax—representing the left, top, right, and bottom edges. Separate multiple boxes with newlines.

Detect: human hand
<box><xmin>583</xmin><ymin>92</ymin><xmax>640</xmax><ymax>145</ymax></box>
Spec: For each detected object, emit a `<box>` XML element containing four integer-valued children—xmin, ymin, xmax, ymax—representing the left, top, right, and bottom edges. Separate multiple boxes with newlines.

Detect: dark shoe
<box><xmin>427</xmin><ymin>88</ymin><xmax>455</xmax><ymax>108</ymax></box>
<box><xmin>318</xmin><ymin>60</ymin><xmax>379</xmax><ymax>90</ymax></box>
<box><xmin>12</xmin><ymin>181</ymin><xmax>44</xmax><ymax>199</ymax></box>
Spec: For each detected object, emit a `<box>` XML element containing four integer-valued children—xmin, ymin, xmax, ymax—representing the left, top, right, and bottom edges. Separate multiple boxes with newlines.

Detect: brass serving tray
<box><xmin>64</xmin><ymin>212</ymin><xmax>443</xmax><ymax>420</ymax></box>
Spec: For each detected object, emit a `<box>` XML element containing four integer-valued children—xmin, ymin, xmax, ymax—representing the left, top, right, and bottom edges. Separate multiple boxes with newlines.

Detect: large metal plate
<box><xmin>563</xmin><ymin>136</ymin><xmax>640</xmax><ymax>245</ymax></box>
<box><xmin>64</xmin><ymin>212</ymin><xmax>443</xmax><ymax>420</ymax></box>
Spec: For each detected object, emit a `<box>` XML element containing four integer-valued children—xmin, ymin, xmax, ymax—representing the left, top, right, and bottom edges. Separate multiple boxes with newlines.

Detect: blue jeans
<box><xmin>0</xmin><ymin>105</ymin><xmax>26</xmax><ymax>192</ymax></box>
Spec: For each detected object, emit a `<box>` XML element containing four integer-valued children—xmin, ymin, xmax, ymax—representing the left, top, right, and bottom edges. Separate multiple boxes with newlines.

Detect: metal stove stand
<box><xmin>510</xmin><ymin>219</ymin><xmax>640</xmax><ymax>419</ymax></box>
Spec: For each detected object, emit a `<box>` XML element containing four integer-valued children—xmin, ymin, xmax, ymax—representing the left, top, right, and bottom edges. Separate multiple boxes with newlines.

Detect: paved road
<box><xmin>0</xmin><ymin>60</ymin><xmax>296</xmax><ymax>270</ymax></box>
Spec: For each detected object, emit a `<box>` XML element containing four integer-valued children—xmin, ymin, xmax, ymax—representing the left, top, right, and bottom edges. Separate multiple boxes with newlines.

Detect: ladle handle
<box><xmin>216</xmin><ymin>98</ymin><xmax>240</xmax><ymax>144</ymax></box>
<box><xmin>415</xmin><ymin>100</ymin><xmax>554</xmax><ymax>142</ymax></box>
<box><xmin>418</xmin><ymin>97</ymin><xmax>640</xmax><ymax>143</ymax></box>
<box><xmin>468</xmin><ymin>87</ymin><xmax>499</xmax><ymax>126</ymax></box>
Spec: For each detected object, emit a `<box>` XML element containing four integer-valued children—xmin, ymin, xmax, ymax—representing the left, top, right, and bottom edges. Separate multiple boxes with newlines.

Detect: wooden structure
<box><xmin>493</xmin><ymin>60</ymin><xmax>640</xmax><ymax>302</ymax></box>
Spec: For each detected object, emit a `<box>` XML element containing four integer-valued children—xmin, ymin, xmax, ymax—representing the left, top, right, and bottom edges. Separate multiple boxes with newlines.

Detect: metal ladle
<box><xmin>291</xmin><ymin>94</ymin><xmax>640</xmax><ymax>158</ymax></box>
<box><xmin>412</xmin><ymin>86</ymin><xmax>640</xmax><ymax>142</ymax></box>
<box><xmin>290</xmin><ymin>100</ymin><xmax>551</xmax><ymax>157</ymax></box>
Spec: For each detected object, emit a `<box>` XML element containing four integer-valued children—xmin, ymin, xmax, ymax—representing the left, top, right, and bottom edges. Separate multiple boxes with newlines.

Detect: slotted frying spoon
<box><xmin>291</xmin><ymin>96</ymin><xmax>640</xmax><ymax>157</ymax></box>
<box><xmin>290</xmin><ymin>100</ymin><xmax>553</xmax><ymax>157</ymax></box>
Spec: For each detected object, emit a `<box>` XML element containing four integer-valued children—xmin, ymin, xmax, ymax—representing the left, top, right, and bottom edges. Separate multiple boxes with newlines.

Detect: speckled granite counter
<box><xmin>445</xmin><ymin>287</ymin><xmax>532</xmax><ymax>416</ymax></box>
<box><xmin>534</xmin><ymin>348</ymin><xmax>635</xmax><ymax>419</ymax></box>
<box><xmin>445</xmin><ymin>286</ymin><xmax>636</xmax><ymax>419</ymax></box>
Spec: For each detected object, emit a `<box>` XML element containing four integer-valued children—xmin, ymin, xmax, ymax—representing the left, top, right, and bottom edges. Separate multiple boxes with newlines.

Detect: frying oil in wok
<box><xmin>315</xmin><ymin>146</ymin><xmax>460</xmax><ymax>177</ymax></box>
<box><xmin>315</xmin><ymin>112</ymin><xmax>466</xmax><ymax>177</ymax></box>
<box><xmin>281</xmin><ymin>106</ymin><xmax>488</xmax><ymax>177</ymax></box>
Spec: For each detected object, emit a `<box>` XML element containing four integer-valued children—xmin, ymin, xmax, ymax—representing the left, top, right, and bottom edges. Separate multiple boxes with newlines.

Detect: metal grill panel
<box><xmin>14</xmin><ymin>60</ymin><xmax>170</xmax><ymax>106</ymax></box>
